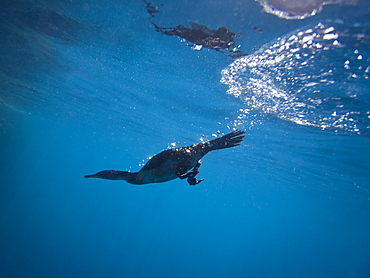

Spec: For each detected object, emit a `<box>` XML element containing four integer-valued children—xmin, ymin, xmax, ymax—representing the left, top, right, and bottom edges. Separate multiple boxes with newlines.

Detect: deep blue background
<box><xmin>1</xmin><ymin>0</ymin><xmax>370</xmax><ymax>277</ymax></box>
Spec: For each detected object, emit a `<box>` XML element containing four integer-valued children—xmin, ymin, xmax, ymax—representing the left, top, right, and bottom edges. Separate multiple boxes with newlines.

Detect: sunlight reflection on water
<box><xmin>221</xmin><ymin>22</ymin><xmax>370</xmax><ymax>134</ymax></box>
<box><xmin>255</xmin><ymin>0</ymin><xmax>359</xmax><ymax>19</ymax></box>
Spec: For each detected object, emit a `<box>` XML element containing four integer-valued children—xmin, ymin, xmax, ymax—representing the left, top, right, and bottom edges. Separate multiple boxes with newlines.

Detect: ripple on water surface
<box><xmin>221</xmin><ymin>22</ymin><xmax>370</xmax><ymax>135</ymax></box>
<box><xmin>255</xmin><ymin>0</ymin><xmax>360</xmax><ymax>19</ymax></box>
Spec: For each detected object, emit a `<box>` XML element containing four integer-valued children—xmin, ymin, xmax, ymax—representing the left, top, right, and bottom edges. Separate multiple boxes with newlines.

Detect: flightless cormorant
<box><xmin>84</xmin><ymin>130</ymin><xmax>245</xmax><ymax>185</ymax></box>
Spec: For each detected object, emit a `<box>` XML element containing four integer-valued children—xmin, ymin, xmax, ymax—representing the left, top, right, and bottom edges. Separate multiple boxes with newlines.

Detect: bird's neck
<box><xmin>117</xmin><ymin>171</ymin><xmax>139</xmax><ymax>184</ymax></box>
<box><xmin>100</xmin><ymin>170</ymin><xmax>140</xmax><ymax>184</ymax></box>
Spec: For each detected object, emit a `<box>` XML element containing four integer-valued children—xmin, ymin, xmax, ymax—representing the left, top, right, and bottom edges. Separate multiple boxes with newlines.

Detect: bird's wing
<box><xmin>140</xmin><ymin>149</ymin><xmax>177</xmax><ymax>170</ymax></box>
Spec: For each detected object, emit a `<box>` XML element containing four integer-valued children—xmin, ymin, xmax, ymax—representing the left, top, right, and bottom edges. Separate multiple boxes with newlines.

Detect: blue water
<box><xmin>1</xmin><ymin>0</ymin><xmax>370</xmax><ymax>277</ymax></box>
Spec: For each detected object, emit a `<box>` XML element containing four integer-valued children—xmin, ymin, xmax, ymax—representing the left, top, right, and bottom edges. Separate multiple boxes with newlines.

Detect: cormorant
<box><xmin>84</xmin><ymin>130</ymin><xmax>245</xmax><ymax>185</ymax></box>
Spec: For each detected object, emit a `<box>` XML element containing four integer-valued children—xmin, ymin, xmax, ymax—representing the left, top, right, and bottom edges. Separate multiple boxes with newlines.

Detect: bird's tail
<box><xmin>203</xmin><ymin>130</ymin><xmax>245</xmax><ymax>153</ymax></box>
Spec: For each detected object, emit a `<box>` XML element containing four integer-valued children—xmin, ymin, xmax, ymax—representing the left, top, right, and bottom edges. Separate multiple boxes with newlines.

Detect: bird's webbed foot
<box><xmin>187</xmin><ymin>176</ymin><xmax>204</xmax><ymax>186</ymax></box>
<box><xmin>177</xmin><ymin>161</ymin><xmax>204</xmax><ymax>185</ymax></box>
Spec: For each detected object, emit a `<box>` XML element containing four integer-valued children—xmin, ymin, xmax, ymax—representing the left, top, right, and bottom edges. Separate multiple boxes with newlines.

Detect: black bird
<box><xmin>84</xmin><ymin>130</ymin><xmax>245</xmax><ymax>185</ymax></box>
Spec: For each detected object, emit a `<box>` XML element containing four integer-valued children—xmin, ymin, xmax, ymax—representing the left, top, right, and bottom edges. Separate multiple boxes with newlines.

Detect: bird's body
<box><xmin>136</xmin><ymin>145</ymin><xmax>205</xmax><ymax>183</ymax></box>
<box><xmin>84</xmin><ymin>130</ymin><xmax>244</xmax><ymax>185</ymax></box>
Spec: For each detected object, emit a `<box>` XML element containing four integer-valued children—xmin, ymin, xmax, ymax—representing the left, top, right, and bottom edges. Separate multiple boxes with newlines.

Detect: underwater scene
<box><xmin>1</xmin><ymin>0</ymin><xmax>370</xmax><ymax>277</ymax></box>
